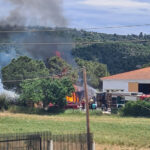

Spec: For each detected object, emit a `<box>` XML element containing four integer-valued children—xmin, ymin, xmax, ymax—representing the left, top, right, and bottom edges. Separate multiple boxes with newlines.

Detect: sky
<box><xmin>63</xmin><ymin>0</ymin><xmax>150</xmax><ymax>34</ymax></box>
<box><xmin>0</xmin><ymin>0</ymin><xmax>150</xmax><ymax>35</ymax></box>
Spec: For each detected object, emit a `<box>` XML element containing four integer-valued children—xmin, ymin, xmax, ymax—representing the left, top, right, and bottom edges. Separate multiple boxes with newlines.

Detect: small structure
<box><xmin>66</xmin><ymin>85</ymin><xmax>98</xmax><ymax>104</ymax></box>
<box><xmin>66</xmin><ymin>85</ymin><xmax>84</xmax><ymax>103</ymax></box>
<box><xmin>101</xmin><ymin>67</ymin><xmax>150</xmax><ymax>94</ymax></box>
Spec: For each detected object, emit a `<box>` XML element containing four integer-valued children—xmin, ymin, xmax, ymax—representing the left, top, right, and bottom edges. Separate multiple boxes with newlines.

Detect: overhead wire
<box><xmin>0</xmin><ymin>40</ymin><xmax>149</xmax><ymax>46</ymax></box>
<box><xmin>1</xmin><ymin>75</ymin><xmax>57</xmax><ymax>83</ymax></box>
<box><xmin>0</xmin><ymin>24</ymin><xmax>149</xmax><ymax>45</ymax></box>
<box><xmin>84</xmin><ymin>24</ymin><xmax>150</xmax><ymax>30</ymax></box>
<box><xmin>0</xmin><ymin>24</ymin><xmax>149</xmax><ymax>33</ymax></box>
<box><xmin>0</xmin><ymin>68</ymin><xmax>82</xmax><ymax>83</ymax></box>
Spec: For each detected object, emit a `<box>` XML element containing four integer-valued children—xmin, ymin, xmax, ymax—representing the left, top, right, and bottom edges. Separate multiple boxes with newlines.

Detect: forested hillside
<box><xmin>1</xmin><ymin>26</ymin><xmax>150</xmax><ymax>75</ymax></box>
<box><xmin>73</xmin><ymin>42</ymin><xmax>150</xmax><ymax>74</ymax></box>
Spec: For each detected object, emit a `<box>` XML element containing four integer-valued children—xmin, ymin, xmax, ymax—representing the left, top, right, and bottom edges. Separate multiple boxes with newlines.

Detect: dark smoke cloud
<box><xmin>1</xmin><ymin>0</ymin><xmax>67</xmax><ymax>27</ymax></box>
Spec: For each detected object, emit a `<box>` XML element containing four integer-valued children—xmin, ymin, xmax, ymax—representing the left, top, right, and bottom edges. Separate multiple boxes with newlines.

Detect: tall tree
<box><xmin>20</xmin><ymin>78</ymin><xmax>75</xmax><ymax>108</ymax></box>
<box><xmin>73</xmin><ymin>42</ymin><xmax>150</xmax><ymax>74</ymax></box>
<box><xmin>2</xmin><ymin>56</ymin><xmax>49</xmax><ymax>92</ymax></box>
<box><xmin>46</xmin><ymin>56</ymin><xmax>78</xmax><ymax>83</ymax></box>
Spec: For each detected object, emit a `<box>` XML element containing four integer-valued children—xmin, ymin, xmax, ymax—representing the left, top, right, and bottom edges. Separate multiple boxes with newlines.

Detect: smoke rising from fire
<box><xmin>0</xmin><ymin>49</ymin><xmax>19</xmax><ymax>99</ymax></box>
<box><xmin>0</xmin><ymin>0</ymin><xmax>67</xmax><ymax>27</ymax></box>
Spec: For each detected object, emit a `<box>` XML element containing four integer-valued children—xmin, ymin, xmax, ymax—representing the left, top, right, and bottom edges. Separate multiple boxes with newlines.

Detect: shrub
<box><xmin>8</xmin><ymin>106</ymin><xmax>45</xmax><ymax>114</ymax></box>
<box><xmin>120</xmin><ymin>101</ymin><xmax>150</xmax><ymax>117</ymax></box>
<box><xmin>111</xmin><ymin>108</ymin><xmax>119</xmax><ymax>114</ymax></box>
<box><xmin>8</xmin><ymin>106</ymin><xmax>65</xmax><ymax>115</ymax></box>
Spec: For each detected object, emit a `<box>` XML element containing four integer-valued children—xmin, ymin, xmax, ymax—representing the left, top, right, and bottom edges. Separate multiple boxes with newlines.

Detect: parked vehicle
<box><xmin>96</xmin><ymin>92</ymin><xmax>142</xmax><ymax>110</ymax></box>
<box><xmin>65</xmin><ymin>102</ymin><xmax>80</xmax><ymax>109</ymax></box>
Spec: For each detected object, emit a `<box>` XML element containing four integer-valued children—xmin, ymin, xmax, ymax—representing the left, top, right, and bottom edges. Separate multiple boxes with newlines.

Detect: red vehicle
<box><xmin>65</xmin><ymin>102</ymin><xmax>79</xmax><ymax>109</ymax></box>
<box><xmin>48</xmin><ymin>102</ymin><xmax>79</xmax><ymax>109</ymax></box>
<box><xmin>140</xmin><ymin>95</ymin><xmax>150</xmax><ymax>100</ymax></box>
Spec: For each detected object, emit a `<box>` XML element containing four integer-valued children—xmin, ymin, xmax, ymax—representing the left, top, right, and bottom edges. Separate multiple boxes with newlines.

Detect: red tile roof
<box><xmin>101</xmin><ymin>67</ymin><xmax>150</xmax><ymax>80</ymax></box>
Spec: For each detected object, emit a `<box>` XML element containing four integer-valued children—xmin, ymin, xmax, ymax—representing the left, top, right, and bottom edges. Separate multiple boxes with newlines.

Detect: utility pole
<box><xmin>83</xmin><ymin>67</ymin><xmax>91</xmax><ymax>150</ymax></box>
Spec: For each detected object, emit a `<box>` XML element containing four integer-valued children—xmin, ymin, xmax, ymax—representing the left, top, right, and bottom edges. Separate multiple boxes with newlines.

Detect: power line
<box><xmin>0</xmin><ymin>42</ymin><xmax>72</xmax><ymax>45</ymax></box>
<box><xmin>0</xmin><ymin>69</ymin><xmax>81</xmax><ymax>83</ymax></box>
<box><xmin>0</xmin><ymin>40</ymin><xmax>149</xmax><ymax>46</ymax></box>
<box><xmin>0</xmin><ymin>24</ymin><xmax>150</xmax><ymax>33</ymax></box>
<box><xmin>84</xmin><ymin>24</ymin><xmax>150</xmax><ymax>30</ymax></box>
<box><xmin>0</xmin><ymin>75</ymin><xmax>64</xmax><ymax>83</ymax></box>
<box><xmin>0</xmin><ymin>42</ymin><xmax>75</xmax><ymax>45</ymax></box>
<box><xmin>1</xmin><ymin>76</ymin><xmax>55</xmax><ymax>83</ymax></box>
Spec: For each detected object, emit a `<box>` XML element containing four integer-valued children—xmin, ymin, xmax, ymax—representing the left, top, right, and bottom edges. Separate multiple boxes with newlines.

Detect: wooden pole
<box><xmin>83</xmin><ymin>67</ymin><xmax>91</xmax><ymax>150</ymax></box>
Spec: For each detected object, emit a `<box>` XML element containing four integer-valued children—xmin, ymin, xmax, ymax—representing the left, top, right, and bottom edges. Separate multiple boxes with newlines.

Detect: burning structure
<box><xmin>66</xmin><ymin>85</ymin><xmax>84</xmax><ymax>103</ymax></box>
<box><xmin>66</xmin><ymin>85</ymin><xmax>98</xmax><ymax>104</ymax></box>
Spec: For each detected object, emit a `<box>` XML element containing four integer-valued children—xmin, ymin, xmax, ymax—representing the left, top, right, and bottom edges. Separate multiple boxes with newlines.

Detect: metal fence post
<box><xmin>40</xmin><ymin>137</ymin><xmax>42</xmax><ymax>150</ymax></box>
<box><xmin>50</xmin><ymin>140</ymin><xmax>53</xmax><ymax>150</ymax></box>
<box><xmin>92</xmin><ymin>142</ymin><xmax>95</xmax><ymax>150</ymax></box>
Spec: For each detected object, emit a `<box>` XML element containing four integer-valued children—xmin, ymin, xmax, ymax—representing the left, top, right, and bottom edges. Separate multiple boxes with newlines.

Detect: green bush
<box><xmin>8</xmin><ymin>106</ymin><xmax>65</xmax><ymax>115</ymax></box>
<box><xmin>120</xmin><ymin>101</ymin><xmax>150</xmax><ymax>117</ymax></box>
<box><xmin>0</xmin><ymin>94</ymin><xmax>9</xmax><ymax>110</ymax></box>
<box><xmin>111</xmin><ymin>108</ymin><xmax>119</xmax><ymax>114</ymax></box>
<box><xmin>8</xmin><ymin>105</ymin><xmax>102</xmax><ymax>116</ymax></box>
<box><xmin>8</xmin><ymin>106</ymin><xmax>46</xmax><ymax>114</ymax></box>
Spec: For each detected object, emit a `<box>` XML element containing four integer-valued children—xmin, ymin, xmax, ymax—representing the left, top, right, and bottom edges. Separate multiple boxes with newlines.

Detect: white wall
<box><xmin>102</xmin><ymin>80</ymin><xmax>150</xmax><ymax>92</ymax></box>
<box><xmin>103</xmin><ymin>80</ymin><xmax>128</xmax><ymax>92</ymax></box>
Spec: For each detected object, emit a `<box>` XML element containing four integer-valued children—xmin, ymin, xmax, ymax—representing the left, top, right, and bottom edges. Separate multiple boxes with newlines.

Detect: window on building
<box><xmin>139</xmin><ymin>84</ymin><xmax>150</xmax><ymax>94</ymax></box>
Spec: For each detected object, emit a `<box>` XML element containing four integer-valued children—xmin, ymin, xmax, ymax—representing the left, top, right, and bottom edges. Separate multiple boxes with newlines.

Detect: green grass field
<box><xmin>0</xmin><ymin>111</ymin><xmax>150</xmax><ymax>149</ymax></box>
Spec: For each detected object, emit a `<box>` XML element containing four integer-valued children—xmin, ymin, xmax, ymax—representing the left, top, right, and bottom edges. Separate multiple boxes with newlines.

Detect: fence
<box><xmin>0</xmin><ymin>131</ymin><xmax>94</xmax><ymax>150</ymax></box>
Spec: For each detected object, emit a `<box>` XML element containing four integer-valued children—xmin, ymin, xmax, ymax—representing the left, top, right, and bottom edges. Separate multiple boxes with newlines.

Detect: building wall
<box><xmin>103</xmin><ymin>80</ymin><xmax>150</xmax><ymax>92</ymax></box>
<box><xmin>128</xmin><ymin>82</ymin><xmax>138</xmax><ymax>92</ymax></box>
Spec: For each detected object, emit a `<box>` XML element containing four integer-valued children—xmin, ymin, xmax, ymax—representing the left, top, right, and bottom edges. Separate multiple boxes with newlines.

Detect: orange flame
<box><xmin>66</xmin><ymin>92</ymin><xmax>79</xmax><ymax>103</ymax></box>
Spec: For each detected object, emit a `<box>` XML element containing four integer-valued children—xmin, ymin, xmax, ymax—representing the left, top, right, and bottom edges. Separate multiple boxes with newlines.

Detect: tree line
<box><xmin>1</xmin><ymin>56</ymin><xmax>108</xmax><ymax>108</ymax></box>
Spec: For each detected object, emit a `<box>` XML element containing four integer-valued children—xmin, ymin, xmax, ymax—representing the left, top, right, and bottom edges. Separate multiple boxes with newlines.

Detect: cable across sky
<box><xmin>0</xmin><ymin>24</ymin><xmax>149</xmax><ymax>33</ymax></box>
<box><xmin>0</xmin><ymin>69</ymin><xmax>81</xmax><ymax>83</ymax></box>
<box><xmin>0</xmin><ymin>40</ymin><xmax>149</xmax><ymax>46</ymax></box>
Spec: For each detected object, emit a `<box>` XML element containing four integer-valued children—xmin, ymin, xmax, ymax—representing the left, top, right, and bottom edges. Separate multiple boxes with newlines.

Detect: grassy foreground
<box><xmin>0</xmin><ymin>111</ymin><xmax>150</xmax><ymax>149</ymax></box>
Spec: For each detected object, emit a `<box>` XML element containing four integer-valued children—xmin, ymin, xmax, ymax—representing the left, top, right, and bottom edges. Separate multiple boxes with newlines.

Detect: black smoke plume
<box><xmin>0</xmin><ymin>0</ymin><xmax>67</xmax><ymax>27</ymax></box>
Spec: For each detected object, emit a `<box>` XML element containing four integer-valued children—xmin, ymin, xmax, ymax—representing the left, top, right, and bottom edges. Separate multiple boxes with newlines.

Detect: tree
<box><xmin>20</xmin><ymin>79</ymin><xmax>44</xmax><ymax>103</ymax></box>
<box><xmin>20</xmin><ymin>78</ymin><xmax>75</xmax><ymax>108</ymax></box>
<box><xmin>76</xmin><ymin>58</ymin><xmax>109</xmax><ymax>89</ymax></box>
<box><xmin>46</xmin><ymin>56</ymin><xmax>78</xmax><ymax>83</ymax></box>
<box><xmin>2</xmin><ymin>56</ymin><xmax>49</xmax><ymax>92</ymax></box>
<box><xmin>142</xmin><ymin>63</ymin><xmax>150</xmax><ymax>68</ymax></box>
<box><xmin>72</xmin><ymin>42</ymin><xmax>150</xmax><ymax>75</ymax></box>
<box><xmin>139</xmin><ymin>32</ymin><xmax>143</xmax><ymax>39</ymax></box>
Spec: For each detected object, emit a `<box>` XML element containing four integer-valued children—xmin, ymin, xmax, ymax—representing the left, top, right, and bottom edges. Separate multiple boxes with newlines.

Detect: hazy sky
<box><xmin>0</xmin><ymin>0</ymin><xmax>150</xmax><ymax>34</ymax></box>
<box><xmin>63</xmin><ymin>0</ymin><xmax>150</xmax><ymax>34</ymax></box>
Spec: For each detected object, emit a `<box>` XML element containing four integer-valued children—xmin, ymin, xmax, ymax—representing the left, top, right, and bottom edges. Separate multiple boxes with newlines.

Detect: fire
<box><xmin>66</xmin><ymin>85</ymin><xmax>80</xmax><ymax>103</ymax></box>
<box><xmin>55</xmin><ymin>51</ymin><xmax>61</xmax><ymax>58</ymax></box>
<box><xmin>66</xmin><ymin>93</ymin><xmax>79</xmax><ymax>103</ymax></box>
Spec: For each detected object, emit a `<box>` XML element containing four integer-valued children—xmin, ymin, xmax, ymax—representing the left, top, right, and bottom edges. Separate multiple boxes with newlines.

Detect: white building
<box><xmin>101</xmin><ymin>67</ymin><xmax>150</xmax><ymax>94</ymax></box>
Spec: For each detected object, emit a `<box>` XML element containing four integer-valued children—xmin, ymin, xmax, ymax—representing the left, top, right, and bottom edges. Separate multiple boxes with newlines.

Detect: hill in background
<box><xmin>0</xmin><ymin>26</ymin><xmax>150</xmax><ymax>75</ymax></box>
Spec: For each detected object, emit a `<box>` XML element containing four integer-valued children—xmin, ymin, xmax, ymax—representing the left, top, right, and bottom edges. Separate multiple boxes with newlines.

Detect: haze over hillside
<box><xmin>0</xmin><ymin>26</ymin><xmax>150</xmax><ymax>75</ymax></box>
